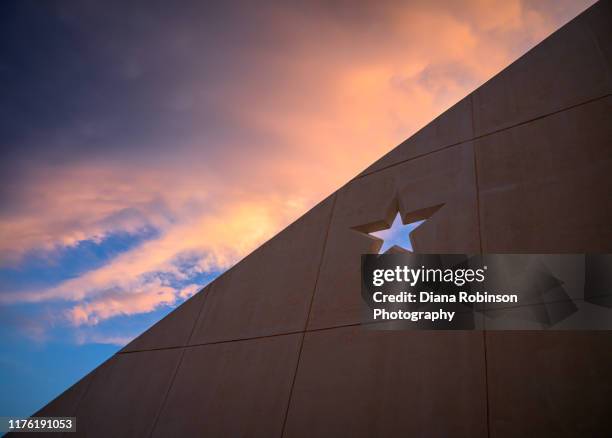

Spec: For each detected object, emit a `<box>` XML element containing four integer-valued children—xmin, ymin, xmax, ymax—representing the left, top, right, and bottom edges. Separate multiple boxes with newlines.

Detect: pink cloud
<box><xmin>66</xmin><ymin>283</ymin><xmax>176</xmax><ymax>326</ymax></box>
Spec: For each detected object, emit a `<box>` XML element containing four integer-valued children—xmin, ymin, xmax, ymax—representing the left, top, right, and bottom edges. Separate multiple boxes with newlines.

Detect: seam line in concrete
<box><xmin>483</xmin><ymin>330</ymin><xmax>491</xmax><ymax>438</ymax></box>
<box><xmin>280</xmin><ymin>192</ymin><xmax>337</xmax><ymax>438</ymax></box>
<box><xmin>470</xmin><ymin>92</ymin><xmax>490</xmax><ymax>438</ymax></box>
<box><xmin>584</xmin><ymin>11</ymin><xmax>612</xmax><ymax>85</ymax></box>
<box><xmin>55</xmin><ymin>363</ymin><xmax>99</xmax><ymax>438</ymax></box>
<box><xmin>180</xmin><ymin>283</ymin><xmax>212</xmax><ymax>348</ymax></box>
<box><xmin>302</xmin><ymin>192</ymin><xmax>338</xmax><ymax>333</ymax></box>
<box><xmin>67</xmin><ymin>355</ymin><xmax>119</xmax><ymax>437</ymax></box>
<box><xmin>147</xmin><ymin>348</ymin><xmax>187</xmax><ymax>438</ymax></box>
<box><xmin>147</xmin><ymin>284</ymin><xmax>205</xmax><ymax>437</ymax></box>
<box><xmin>117</xmin><ymin>320</ymin><xmax>362</xmax><ymax>355</ymax></box>
<box><xmin>116</xmin><ymin>291</ymin><xmax>601</xmax><ymax>356</ymax></box>
<box><xmin>118</xmin><ymin>317</ymin><xmax>456</xmax><ymax>355</ymax></box>
<box><xmin>122</xmin><ymin>284</ymin><xmax>211</xmax><ymax>354</ymax></box>
<box><xmin>470</xmin><ymin>93</ymin><xmax>484</xmax><ymax>255</ymax></box>
<box><xmin>357</xmin><ymin>93</ymin><xmax>611</xmax><ymax>179</ymax></box>
<box><xmin>119</xmin><ymin>329</ymin><xmax>305</xmax><ymax>354</ymax></box>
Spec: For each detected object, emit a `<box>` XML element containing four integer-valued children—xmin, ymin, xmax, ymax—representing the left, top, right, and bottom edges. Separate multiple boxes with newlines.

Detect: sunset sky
<box><xmin>0</xmin><ymin>0</ymin><xmax>595</xmax><ymax>417</ymax></box>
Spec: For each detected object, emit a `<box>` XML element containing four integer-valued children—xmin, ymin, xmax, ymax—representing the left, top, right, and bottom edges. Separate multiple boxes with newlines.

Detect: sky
<box><xmin>0</xmin><ymin>0</ymin><xmax>596</xmax><ymax>418</ymax></box>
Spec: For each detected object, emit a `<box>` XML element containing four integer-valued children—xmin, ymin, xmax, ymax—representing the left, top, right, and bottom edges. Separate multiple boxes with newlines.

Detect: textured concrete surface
<box><xmin>189</xmin><ymin>195</ymin><xmax>334</xmax><ymax>344</ymax></box>
<box><xmin>486</xmin><ymin>331</ymin><xmax>612</xmax><ymax>438</ymax></box>
<box><xmin>284</xmin><ymin>328</ymin><xmax>487</xmax><ymax>438</ymax></box>
<box><xmin>472</xmin><ymin>0</ymin><xmax>611</xmax><ymax>136</ymax></box>
<box><xmin>152</xmin><ymin>334</ymin><xmax>301</xmax><ymax>438</ymax></box>
<box><xmin>18</xmin><ymin>371</ymin><xmax>96</xmax><ymax>438</ymax></box>
<box><xmin>360</xmin><ymin>97</ymin><xmax>473</xmax><ymax>176</ymax></box>
<box><xmin>74</xmin><ymin>349</ymin><xmax>182</xmax><ymax>438</ymax></box>
<box><xmin>23</xmin><ymin>2</ymin><xmax>612</xmax><ymax>437</ymax></box>
<box><xmin>309</xmin><ymin>143</ymin><xmax>480</xmax><ymax>330</ymax></box>
<box><xmin>476</xmin><ymin>97</ymin><xmax>612</xmax><ymax>253</ymax></box>
<box><xmin>33</xmin><ymin>373</ymin><xmax>92</xmax><ymax>420</ymax></box>
<box><xmin>121</xmin><ymin>287</ymin><xmax>207</xmax><ymax>352</ymax></box>
<box><xmin>584</xmin><ymin>0</ymin><xmax>612</xmax><ymax>73</ymax></box>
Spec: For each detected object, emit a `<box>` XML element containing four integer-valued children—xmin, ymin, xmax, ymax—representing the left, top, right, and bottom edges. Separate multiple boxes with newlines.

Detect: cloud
<box><xmin>66</xmin><ymin>283</ymin><xmax>176</xmax><ymax>326</ymax></box>
<box><xmin>74</xmin><ymin>331</ymin><xmax>135</xmax><ymax>347</ymax></box>
<box><xmin>0</xmin><ymin>0</ymin><xmax>595</xmax><ymax>331</ymax></box>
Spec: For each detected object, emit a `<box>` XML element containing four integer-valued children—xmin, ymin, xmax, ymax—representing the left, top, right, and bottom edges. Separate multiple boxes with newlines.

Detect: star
<box><xmin>369</xmin><ymin>212</ymin><xmax>425</xmax><ymax>254</ymax></box>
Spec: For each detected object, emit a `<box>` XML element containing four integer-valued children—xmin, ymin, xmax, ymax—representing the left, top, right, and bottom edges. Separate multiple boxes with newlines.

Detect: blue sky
<box><xmin>0</xmin><ymin>229</ymin><xmax>220</xmax><ymax>416</ymax></box>
<box><xmin>0</xmin><ymin>0</ymin><xmax>593</xmax><ymax>419</ymax></box>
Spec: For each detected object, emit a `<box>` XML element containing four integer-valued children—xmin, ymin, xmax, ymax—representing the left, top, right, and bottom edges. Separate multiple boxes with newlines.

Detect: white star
<box><xmin>369</xmin><ymin>212</ymin><xmax>425</xmax><ymax>254</ymax></box>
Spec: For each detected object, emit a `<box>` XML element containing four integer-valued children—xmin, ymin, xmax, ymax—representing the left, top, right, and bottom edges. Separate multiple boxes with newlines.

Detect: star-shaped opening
<box><xmin>352</xmin><ymin>201</ymin><xmax>444</xmax><ymax>254</ymax></box>
<box><xmin>369</xmin><ymin>212</ymin><xmax>424</xmax><ymax>253</ymax></box>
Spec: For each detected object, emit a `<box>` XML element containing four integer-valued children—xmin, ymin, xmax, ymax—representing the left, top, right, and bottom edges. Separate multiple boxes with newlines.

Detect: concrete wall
<box><xmin>24</xmin><ymin>1</ymin><xmax>611</xmax><ymax>437</ymax></box>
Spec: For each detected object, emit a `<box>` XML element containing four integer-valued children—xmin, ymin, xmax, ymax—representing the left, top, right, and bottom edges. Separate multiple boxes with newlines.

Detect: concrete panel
<box><xmin>189</xmin><ymin>196</ymin><xmax>334</xmax><ymax>344</ymax></box>
<box><xmin>74</xmin><ymin>350</ymin><xmax>181</xmax><ymax>438</ymax></box>
<box><xmin>122</xmin><ymin>287</ymin><xmax>206</xmax><ymax>352</ymax></box>
<box><xmin>152</xmin><ymin>334</ymin><xmax>301</xmax><ymax>438</ymax></box>
<box><xmin>360</xmin><ymin>97</ymin><xmax>473</xmax><ymax>176</ymax></box>
<box><xmin>476</xmin><ymin>97</ymin><xmax>612</xmax><ymax>253</ymax></box>
<box><xmin>284</xmin><ymin>327</ymin><xmax>487</xmax><ymax>438</ymax></box>
<box><xmin>583</xmin><ymin>0</ymin><xmax>612</xmax><ymax>74</ymax></box>
<box><xmin>11</xmin><ymin>371</ymin><xmax>96</xmax><ymax>438</ymax></box>
<box><xmin>472</xmin><ymin>2</ymin><xmax>611</xmax><ymax>136</ymax></box>
<box><xmin>486</xmin><ymin>331</ymin><xmax>612</xmax><ymax>437</ymax></box>
<box><xmin>309</xmin><ymin>143</ymin><xmax>480</xmax><ymax>330</ymax></box>
<box><xmin>33</xmin><ymin>373</ymin><xmax>92</xmax><ymax>419</ymax></box>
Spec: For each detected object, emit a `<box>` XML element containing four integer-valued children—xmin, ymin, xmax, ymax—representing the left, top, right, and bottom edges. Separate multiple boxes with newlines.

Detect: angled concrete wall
<box><xmin>22</xmin><ymin>1</ymin><xmax>611</xmax><ymax>437</ymax></box>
